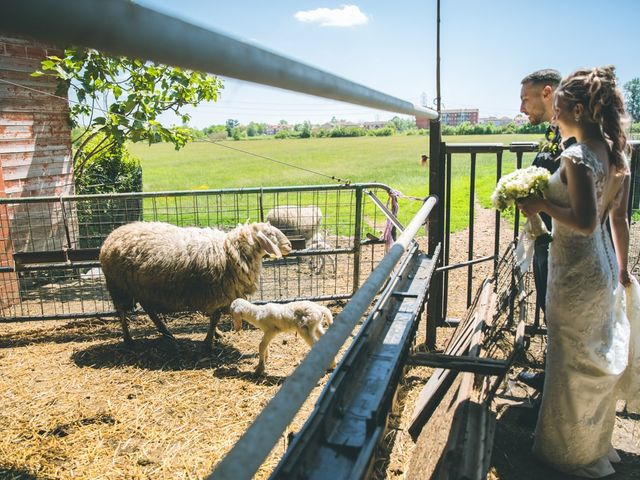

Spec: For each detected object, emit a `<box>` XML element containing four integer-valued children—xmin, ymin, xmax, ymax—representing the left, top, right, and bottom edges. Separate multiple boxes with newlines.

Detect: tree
<box><xmin>300</xmin><ymin>121</ymin><xmax>311</xmax><ymax>138</ymax></box>
<box><xmin>34</xmin><ymin>47</ymin><xmax>224</xmax><ymax>178</ymax></box>
<box><xmin>624</xmin><ymin>78</ymin><xmax>640</xmax><ymax>122</ymax></box>
<box><xmin>225</xmin><ymin>119</ymin><xmax>240</xmax><ymax>137</ymax></box>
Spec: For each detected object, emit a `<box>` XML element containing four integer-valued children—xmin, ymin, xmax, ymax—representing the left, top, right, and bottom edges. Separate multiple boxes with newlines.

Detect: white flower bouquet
<box><xmin>491</xmin><ymin>166</ymin><xmax>551</xmax><ymax>240</ymax></box>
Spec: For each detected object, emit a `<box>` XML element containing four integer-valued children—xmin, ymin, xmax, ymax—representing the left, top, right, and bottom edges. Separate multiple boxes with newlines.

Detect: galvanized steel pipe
<box><xmin>1</xmin><ymin>0</ymin><xmax>438</xmax><ymax>120</ymax></box>
<box><xmin>210</xmin><ymin>195</ymin><xmax>437</xmax><ymax>479</ymax></box>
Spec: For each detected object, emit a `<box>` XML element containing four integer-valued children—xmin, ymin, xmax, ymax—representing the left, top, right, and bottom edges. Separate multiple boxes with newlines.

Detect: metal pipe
<box><xmin>0</xmin><ymin>182</ymin><xmax>393</xmax><ymax>204</ymax></box>
<box><xmin>352</xmin><ymin>186</ymin><xmax>364</xmax><ymax>294</ymax></box>
<box><xmin>1</xmin><ymin>0</ymin><xmax>438</xmax><ymax>120</ymax></box>
<box><xmin>209</xmin><ymin>195</ymin><xmax>437</xmax><ymax>480</ymax></box>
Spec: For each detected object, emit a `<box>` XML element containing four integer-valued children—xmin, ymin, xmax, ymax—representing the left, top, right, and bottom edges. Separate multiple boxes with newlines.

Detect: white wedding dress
<box><xmin>532</xmin><ymin>143</ymin><xmax>638</xmax><ymax>477</ymax></box>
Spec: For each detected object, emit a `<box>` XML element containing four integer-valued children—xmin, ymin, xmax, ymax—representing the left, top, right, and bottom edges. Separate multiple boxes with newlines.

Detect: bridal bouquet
<box><xmin>491</xmin><ymin>166</ymin><xmax>551</xmax><ymax>240</ymax></box>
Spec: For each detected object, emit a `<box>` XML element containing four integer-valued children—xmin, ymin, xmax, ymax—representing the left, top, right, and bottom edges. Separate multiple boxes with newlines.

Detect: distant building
<box><xmin>440</xmin><ymin>109</ymin><xmax>479</xmax><ymax>126</ymax></box>
<box><xmin>513</xmin><ymin>114</ymin><xmax>528</xmax><ymax>126</ymax></box>
<box><xmin>362</xmin><ymin>121</ymin><xmax>388</xmax><ymax>130</ymax></box>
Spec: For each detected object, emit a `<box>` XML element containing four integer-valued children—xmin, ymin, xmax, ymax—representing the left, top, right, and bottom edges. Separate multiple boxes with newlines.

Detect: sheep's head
<box><xmin>230</xmin><ymin>298</ymin><xmax>249</xmax><ymax>331</ymax></box>
<box><xmin>253</xmin><ymin>223</ymin><xmax>292</xmax><ymax>259</ymax></box>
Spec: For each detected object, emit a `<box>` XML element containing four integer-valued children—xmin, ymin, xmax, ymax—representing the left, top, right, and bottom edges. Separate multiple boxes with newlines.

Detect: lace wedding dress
<box><xmin>532</xmin><ymin>143</ymin><xmax>635</xmax><ymax>477</ymax></box>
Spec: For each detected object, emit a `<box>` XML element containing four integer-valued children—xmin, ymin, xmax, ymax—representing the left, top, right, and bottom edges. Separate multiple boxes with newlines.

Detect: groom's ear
<box><xmin>542</xmin><ymin>84</ymin><xmax>554</xmax><ymax>100</ymax></box>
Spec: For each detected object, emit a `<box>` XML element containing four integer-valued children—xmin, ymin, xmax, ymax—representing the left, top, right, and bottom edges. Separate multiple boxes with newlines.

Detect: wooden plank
<box><xmin>408</xmin><ymin>279</ymin><xmax>494</xmax><ymax>439</ymax></box>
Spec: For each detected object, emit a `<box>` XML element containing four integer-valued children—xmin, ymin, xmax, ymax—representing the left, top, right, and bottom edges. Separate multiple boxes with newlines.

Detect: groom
<box><xmin>517</xmin><ymin>69</ymin><xmax>562</xmax><ymax>392</ymax></box>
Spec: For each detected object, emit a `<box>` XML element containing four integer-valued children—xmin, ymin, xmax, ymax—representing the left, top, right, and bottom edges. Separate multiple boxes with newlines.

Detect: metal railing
<box><xmin>426</xmin><ymin>139</ymin><xmax>640</xmax><ymax>336</ymax></box>
<box><xmin>1</xmin><ymin>0</ymin><xmax>437</xmax><ymax>122</ymax></box>
<box><xmin>210</xmin><ymin>196</ymin><xmax>438</xmax><ymax>479</ymax></box>
<box><xmin>0</xmin><ymin>183</ymin><xmax>397</xmax><ymax>321</ymax></box>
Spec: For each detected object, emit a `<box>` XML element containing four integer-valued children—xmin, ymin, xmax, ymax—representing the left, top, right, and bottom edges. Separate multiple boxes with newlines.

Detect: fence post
<box><xmin>426</xmin><ymin>119</ymin><xmax>444</xmax><ymax>349</ymax></box>
<box><xmin>352</xmin><ymin>185</ymin><xmax>363</xmax><ymax>294</ymax></box>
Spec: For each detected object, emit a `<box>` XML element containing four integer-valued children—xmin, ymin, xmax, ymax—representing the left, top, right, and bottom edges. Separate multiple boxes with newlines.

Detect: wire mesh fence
<box><xmin>0</xmin><ymin>183</ymin><xmax>405</xmax><ymax>321</ymax></box>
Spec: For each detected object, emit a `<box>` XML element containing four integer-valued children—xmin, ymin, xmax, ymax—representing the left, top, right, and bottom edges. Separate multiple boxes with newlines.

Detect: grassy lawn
<box><xmin>129</xmin><ymin>133</ymin><xmax>544</xmax><ymax>232</ymax></box>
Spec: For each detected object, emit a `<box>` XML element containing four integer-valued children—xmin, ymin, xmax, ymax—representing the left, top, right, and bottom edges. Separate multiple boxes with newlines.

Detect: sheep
<box><xmin>99</xmin><ymin>221</ymin><xmax>292</xmax><ymax>351</ymax></box>
<box><xmin>306</xmin><ymin>234</ymin><xmax>336</xmax><ymax>275</ymax></box>
<box><xmin>266</xmin><ymin>205</ymin><xmax>322</xmax><ymax>247</ymax></box>
<box><xmin>229</xmin><ymin>298</ymin><xmax>335</xmax><ymax>374</ymax></box>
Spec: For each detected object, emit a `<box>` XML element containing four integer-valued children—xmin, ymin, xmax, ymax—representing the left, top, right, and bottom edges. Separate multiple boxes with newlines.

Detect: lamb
<box><xmin>266</xmin><ymin>205</ymin><xmax>322</xmax><ymax>247</ymax></box>
<box><xmin>99</xmin><ymin>221</ymin><xmax>292</xmax><ymax>350</ymax></box>
<box><xmin>229</xmin><ymin>298</ymin><xmax>335</xmax><ymax>374</ymax></box>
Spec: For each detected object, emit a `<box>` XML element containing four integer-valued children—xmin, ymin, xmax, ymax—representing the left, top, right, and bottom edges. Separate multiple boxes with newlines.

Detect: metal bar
<box><xmin>514</xmin><ymin>151</ymin><xmax>524</xmax><ymax>241</ymax></box>
<box><xmin>1</xmin><ymin>0</ymin><xmax>438</xmax><ymax>121</ymax></box>
<box><xmin>209</xmin><ymin>196</ymin><xmax>438</xmax><ymax>480</ymax></box>
<box><xmin>628</xmin><ymin>141</ymin><xmax>640</xmax><ymax>221</ymax></box>
<box><xmin>442</xmin><ymin>151</ymin><xmax>452</xmax><ymax>321</ymax></box>
<box><xmin>0</xmin><ymin>182</ymin><xmax>394</xmax><ymax>205</ymax></box>
<box><xmin>352</xmin><ymin>186</ymin><xmax>364</xmax><ymax>293</ymax></box>
<box><xmin>436</xmin><ymin>255</ymin><xmax>495</xmax><ymax>273</ymax></box>
<box><xmin>426</xmin><ymin>121</ymin><xmax>444</xmax><ymax>348</ymax></box>
<box><xmin>364</xmin><ymin>190</ymin><xmax>406</xmax><ymax>231</ymax></box>
<box><xmin>406</xmin><ymin>353</ymin><xmax>507</xmax><ymax>376</ymax></box>
<box><xmin>0</xmin><ymin>294</ymin><xmax>357</xmax><ymax>322</ymax></box>
<box><xmin>271</xmin><ymin>247</ymin><xmax>437</xmax><ymax>480</ymax></box>
<box><xmin>444</xmin><ymin>144</ymin><xmax>505</xmax><ymax>153</ymax></box>
<box><xmin>467</xmin><ymin>152</ymin><xmax>476</xmax><ymax>307</ymax></box>
<box><xmin>494</xmin><ymin>150</ymin><xmax>503</xmax><ymax>272</ymax></box>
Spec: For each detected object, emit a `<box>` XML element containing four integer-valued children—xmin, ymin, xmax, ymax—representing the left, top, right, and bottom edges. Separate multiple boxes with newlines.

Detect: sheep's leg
<box><xmin>142</xmin><ymin>305</ymin><xmax>175</xmax><ymax>341</ymax></box>
<box><xmin>203</xmin><ymin>310</ymin><xmax>223</xmax><ymax>351</ymax></box>
<box><xmin>256</xmin><ymin>330</ymin><xmax>276</xmax><ymax>375</ymax></box>
<box><xmin>301</xmin><ymin>327</ymin><xmax>336</xmax><ymax>370</ymax></box>
<box><xmin>298</xmin><ymin>328</ymin><xmax>317</xmax><ymax>348</ymax></box>
<box><xmin>118</xmin><ymin>310</ymin><xmax>134</xmax><ymax>346</ymax></box>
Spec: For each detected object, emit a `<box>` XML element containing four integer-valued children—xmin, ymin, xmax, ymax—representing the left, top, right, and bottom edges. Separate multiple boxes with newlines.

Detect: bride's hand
<box><xmin>619</xmin><ymin>269</ymin><xmax>632</xmax><ymax>287</ymax></box>
<box><xmin>516</xmin><ymin>196</ymin><xmax>544</xmax><ymax>217</ymax></box>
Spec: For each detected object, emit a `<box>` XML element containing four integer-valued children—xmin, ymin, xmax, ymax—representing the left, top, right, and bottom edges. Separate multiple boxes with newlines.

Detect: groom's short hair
<box><xmin>521</xmin><ymin>69</ymin><xmax>562</xmax><ymax>87</ymax></box>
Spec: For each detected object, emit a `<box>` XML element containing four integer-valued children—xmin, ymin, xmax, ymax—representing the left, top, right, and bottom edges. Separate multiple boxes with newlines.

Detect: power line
<box><xmin>0</xmin><ymin>76</ymin><xmax>352</xmax><ymax>184</ymax></box>
<box><xmin>195</xmin><ymin>138</ymin><xmax>351</xmax><ymax>184</ymax></box>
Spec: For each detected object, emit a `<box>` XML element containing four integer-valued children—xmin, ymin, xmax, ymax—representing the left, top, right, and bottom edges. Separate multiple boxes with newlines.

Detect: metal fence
<box><xmin>0</xmin><ymin>183</ymin><xmax>401</xmax><ymax>321</ymax></box>
<box><xmin>427</xmin><ymin>138</ymin><xmax>640</xmax><ymax>335</ymax></box>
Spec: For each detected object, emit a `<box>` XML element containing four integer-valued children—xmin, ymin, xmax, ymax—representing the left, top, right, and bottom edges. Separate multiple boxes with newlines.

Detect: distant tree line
<box><xmin>192</xmin><ymin>115</ymin><xmax>558</xmax><ymax>141</ymax></box>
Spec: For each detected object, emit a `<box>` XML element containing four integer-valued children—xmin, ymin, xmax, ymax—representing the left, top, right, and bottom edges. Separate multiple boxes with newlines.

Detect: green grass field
<box><xmin>129</xmin><ymin>133</ymin><xmax>544</xmax><ymax>231</ymax></box>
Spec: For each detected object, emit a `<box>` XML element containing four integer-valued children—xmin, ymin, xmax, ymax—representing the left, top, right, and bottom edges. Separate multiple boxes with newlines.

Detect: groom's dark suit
<box><xmin>531</xmin><ymin>126</ymin><xmax>567</xmax><ymax>313</ymax></box>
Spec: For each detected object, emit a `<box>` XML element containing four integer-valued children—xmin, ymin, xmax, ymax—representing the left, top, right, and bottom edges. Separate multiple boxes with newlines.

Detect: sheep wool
<box><xmin>266</xmin><ymin>205</ymin><xmax>322</xmax><ymax>245</ymax></box>
<box><xmin>99</xmin><ymin>221</ymin><xmax>292</xmax><ymax>349</ymax></box>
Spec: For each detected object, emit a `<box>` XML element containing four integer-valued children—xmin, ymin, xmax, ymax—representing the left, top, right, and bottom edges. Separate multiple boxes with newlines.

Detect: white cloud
<box><xmin>294</xmin><ymin>5</ymin><xmax>369</xmax><ymax>27</ymax></box>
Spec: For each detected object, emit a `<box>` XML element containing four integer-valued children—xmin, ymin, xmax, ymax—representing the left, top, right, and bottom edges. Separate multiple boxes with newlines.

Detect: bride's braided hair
<box><xmin>556</xmin><ymin>65</ymin><xmax>629</xmax><ymax>170</ymax></box>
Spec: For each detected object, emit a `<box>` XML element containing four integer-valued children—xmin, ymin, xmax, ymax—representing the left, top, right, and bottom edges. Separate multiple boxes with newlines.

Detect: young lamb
<box><xmin>99</xmin><ymin>221</ymin><xmax>292</xmax><ymax>351</ymax></box>
<box><xmin>266</xmin><ymin>205</ymin><xmax>322</xmax><ymax>247</ymax></box>
<box><xmin>229</xmin><ymin>298</ymin><xmax>335</xmax><ymax>374</ymax></box>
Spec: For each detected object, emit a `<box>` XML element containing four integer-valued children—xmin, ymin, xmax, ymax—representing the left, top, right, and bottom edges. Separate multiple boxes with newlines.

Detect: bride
<box><xmin>517</xmin><ymin>65</ymin><xmax>633</xmax><ymax>477</ymax></box>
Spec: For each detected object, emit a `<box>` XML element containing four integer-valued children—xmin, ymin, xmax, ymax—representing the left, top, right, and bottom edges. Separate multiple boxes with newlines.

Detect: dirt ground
<box><xmin>1</xmin><ymin>206</ymin><xmax>638</xmax><ymax>479</ymax></box>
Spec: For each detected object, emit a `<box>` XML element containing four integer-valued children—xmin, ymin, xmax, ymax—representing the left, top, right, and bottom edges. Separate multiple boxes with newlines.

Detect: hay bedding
<box><xmin>0</xmin><ymin>308</ymin><xmax>351</xmax><ymax>479</ymax></box>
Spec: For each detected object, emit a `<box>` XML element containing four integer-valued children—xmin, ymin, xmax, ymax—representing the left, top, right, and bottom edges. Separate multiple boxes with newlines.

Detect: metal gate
<box><xmin>0</xmin><ymin>183</ymin><xmax>399</xmax><ymax>321</ymax></box>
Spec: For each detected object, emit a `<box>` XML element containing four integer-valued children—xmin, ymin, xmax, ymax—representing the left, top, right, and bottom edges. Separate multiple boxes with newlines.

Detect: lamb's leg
<box><xmin>203</xmin><ymin>310</ymin><xmax>223</xmax><ymax>351</ymax></box>
<box><xmin>256</xmin><ymin>330</ymin><xmax>276</xmax><ymax>375</ymax></box>
<box><xmin>118</xmin><ymin>310</ymin><xmax>134</xmax><ymax>346</ymax></box>
<box><xmin>141</xmin><ymin>304</ymin><xmax>175</xmax><ymax>341</ymax></box>
<box><xmin>301</xmin><ymin>326</ymin><xmax>336</xmax><ymax>370</ymax></box>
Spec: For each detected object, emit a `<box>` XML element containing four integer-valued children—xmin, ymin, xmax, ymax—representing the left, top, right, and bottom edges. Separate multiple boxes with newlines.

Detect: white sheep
<box><xmin>99</xmin><ymin>221</ymin><xmax>292</xmax><ymax>351</ymax></box>
<box><xmin>229</xmin><ymin>298</ymin><xmax>335</xmax><ymax>374</ymax></box>
<box><xmin>266</xmin><ymin>205</ymin><xmax>322</xmax><ymax>246</ymax></box>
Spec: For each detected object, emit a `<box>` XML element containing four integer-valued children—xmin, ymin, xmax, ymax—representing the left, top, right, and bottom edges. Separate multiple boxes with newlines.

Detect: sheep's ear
<box><xmin>256</xmin><ymin>231</ymin><xmax>282</xmax><ymax>259</ymax></box>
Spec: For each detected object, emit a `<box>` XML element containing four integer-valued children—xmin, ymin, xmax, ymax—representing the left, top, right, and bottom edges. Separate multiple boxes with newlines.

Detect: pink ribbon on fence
<box><xmin>383</xmin><ymin>189</ymin><xmax>400</xmax><ymax>252</ymax></box>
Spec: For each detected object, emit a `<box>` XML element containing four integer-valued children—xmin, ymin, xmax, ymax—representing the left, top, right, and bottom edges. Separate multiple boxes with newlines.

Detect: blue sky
<box><xmin>136</xmin><ymin>0</ymin><xmax>640</xmax><ymax>128</ymax></box>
